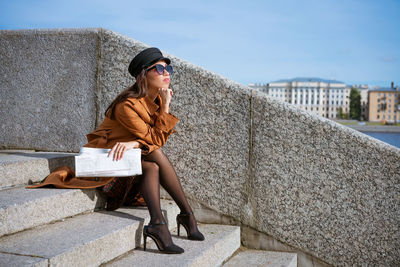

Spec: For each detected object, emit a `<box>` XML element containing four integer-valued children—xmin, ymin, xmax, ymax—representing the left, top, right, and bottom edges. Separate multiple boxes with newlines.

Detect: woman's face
<box><xmin>146</xmin><ymin>60</ymin><xmax>171</xmax><ymax>91</ymax></box>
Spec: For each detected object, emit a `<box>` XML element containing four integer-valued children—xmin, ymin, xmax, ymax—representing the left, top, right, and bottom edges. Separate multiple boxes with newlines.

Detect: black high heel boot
<box><xmin>143</xmin><ymin>221</ymin><xmax>184</xmax><ymax>254</ymax></box>
<box><xmin>176</xmin><ymin>212</ymin><xmax>205</xmax><ymax>241</ymax></box>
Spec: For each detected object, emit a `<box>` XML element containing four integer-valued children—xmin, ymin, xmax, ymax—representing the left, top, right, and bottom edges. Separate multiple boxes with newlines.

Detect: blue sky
<box><xmin>1</xmin><ymin>0</ymin><xmax>399</xmax><ymax>87</ymax></box>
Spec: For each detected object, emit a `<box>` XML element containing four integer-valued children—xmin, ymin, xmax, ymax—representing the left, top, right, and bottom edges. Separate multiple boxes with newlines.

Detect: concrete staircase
<box><xmin>0</xmin><ymin>150</ymin><xmax>297</xmax><ymax>267</ymax></box>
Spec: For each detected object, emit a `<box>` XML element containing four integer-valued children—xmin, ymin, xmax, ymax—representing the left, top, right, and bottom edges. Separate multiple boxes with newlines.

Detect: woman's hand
<box><xmin>159</xmin><ymin>87</ymin><xmax>173</xmax><ymax>113</ymax></box>
<box><xmin>108</xmin><ymin>141</ymin><xmax>140</xmax><ymax>161</ymax></box>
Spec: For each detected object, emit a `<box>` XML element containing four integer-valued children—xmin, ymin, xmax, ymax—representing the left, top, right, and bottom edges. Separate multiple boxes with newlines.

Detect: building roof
<box><xmin>271</xmin><ymin>77</ymin><xmax>345</xmax><ymax>84</ymax></box>
<box><xmin>369</xmin><ymin>87</ymin><xmax>399</xmax><ymax>93</ymax></box>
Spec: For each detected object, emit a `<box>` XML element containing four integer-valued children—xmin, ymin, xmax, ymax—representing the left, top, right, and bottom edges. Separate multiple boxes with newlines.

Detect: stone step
<box><xmin>0</xmin><ymin>199</ymin><xmax>179</xmax><ymax>267</ymax></box>
<box><xmin>104</xmin><ymin>224</ymin><xmax>241</xmax><ymax>267</ymax></box>
<box><xmin>0</xmin><ymin>150</ymin><xmax>75</xmax><ymax>189</ymax></box>
<box><xmin>222</xmin><ymin>249</ymin><xmax>297</xmax><ymax>267</ymax></box>
<box><xmin>0</xmin><ymin>186</ymin><xmax>106</xmax><ymax>237</ymax></box>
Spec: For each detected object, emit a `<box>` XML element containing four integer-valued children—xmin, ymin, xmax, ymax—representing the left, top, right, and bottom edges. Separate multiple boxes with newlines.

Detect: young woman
<box><xmin>95</xmin><ymin>47</ymin><xmax>204</xmax><ymax>254</ymax></box>
<box><xmin>28</xmin><ymin>47</ymin><xmax>204</xmax><ymax>254</ymax></box>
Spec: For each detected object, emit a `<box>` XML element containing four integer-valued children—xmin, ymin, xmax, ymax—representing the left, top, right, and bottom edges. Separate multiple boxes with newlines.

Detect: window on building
<box><xmin>377</xmin><ymin>115</ymin><xmax>380</xmax><ymax>119</ymax></box>
<box><xmin>316</xmin><ymin>107</ymin><xmax>319</xmax><ymax>111</ymax></box>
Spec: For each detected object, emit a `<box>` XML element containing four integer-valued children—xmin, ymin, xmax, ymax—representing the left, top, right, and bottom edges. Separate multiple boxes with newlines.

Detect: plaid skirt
<box><xmin>101</xmin><ymin>176</ymin><xmax>146</xmax><ymax>211</ymax></box>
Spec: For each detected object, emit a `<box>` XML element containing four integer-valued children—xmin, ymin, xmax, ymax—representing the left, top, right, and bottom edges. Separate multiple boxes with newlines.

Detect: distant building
<box><xmin>251</xmin><ymin>78</ymin><xmax>350</xmax><ymax>119</ymax></box>
<box><xmin>368</xmin><ymin>86</ymin><xmax>400</xmax><ymax>123</ymax></box>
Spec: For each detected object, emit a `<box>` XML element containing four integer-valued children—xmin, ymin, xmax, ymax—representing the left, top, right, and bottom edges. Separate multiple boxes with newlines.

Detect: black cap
<box><xmin>128</xmin><ymin>47</ymin><xmax>171</xmax><ymax>78</ymax></box>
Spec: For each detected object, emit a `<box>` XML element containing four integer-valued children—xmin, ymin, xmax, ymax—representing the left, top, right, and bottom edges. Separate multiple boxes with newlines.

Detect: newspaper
<box><xmin>75</xmin><ymin>147</ymin><xmax>142</xmax><ymax>177</ymax></box>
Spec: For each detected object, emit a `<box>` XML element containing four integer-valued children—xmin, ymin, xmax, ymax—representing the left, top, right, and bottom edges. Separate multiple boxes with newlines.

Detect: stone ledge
<box><xmin>0</xmin><ymin>186</ymin><xmax>105</xmax><ymax>237</ymax></box>
<box><xmin>104</xmin><ymin>224</ymin><xmax>240</xmax><ymax>267</ymax></box>
<box><xmin>0</xmin><ymin>200</ymin><xmax>179</xmax><ymax>267</ymax></box>
<box><xmin>223</xmin><ymin>249</ymin><xmax>297</xmax><ymax>267</ymax></box>
<box><xmin>0</xmin><ymin>150</ymin><xmax>75</xmax><ymax>189</ymax></box>
<box><xmin>0</xmin><ymin>252</ymin><xmax>47</xmax><ymax>267</ymax></box>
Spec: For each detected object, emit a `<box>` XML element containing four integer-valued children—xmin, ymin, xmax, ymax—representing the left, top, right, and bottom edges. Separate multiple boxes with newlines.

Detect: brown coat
<box><xmin>27</xmin><ymin>95</ymin><xmax>178</xmax><ymax>189</ymax></box>
<box><xmin>85</xmin><ymin>95</ymin><xmax>178</xmax><ymax>153</ymax></box>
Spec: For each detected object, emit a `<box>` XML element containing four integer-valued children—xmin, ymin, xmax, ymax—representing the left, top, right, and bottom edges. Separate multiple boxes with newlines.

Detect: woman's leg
<box><xmin>143</xmin><ymin>149</ymin><xmax>199</xmax><ymax>235</ymax></box>
<box><xmin>139</xmin><ymin>161</ymin><xmax>163</xmax><ymax>223</ymax></box>
<box><xmin>139</xmin><ymin>161</ymin><xmax>174</xmax><ymax>246</ymax></box>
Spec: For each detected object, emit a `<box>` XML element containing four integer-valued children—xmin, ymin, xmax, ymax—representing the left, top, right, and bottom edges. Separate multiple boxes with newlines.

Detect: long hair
<box><xmin>105</xmin><ymin>69</ymin><xmax>148</xmax><ymax>120</ymax></box>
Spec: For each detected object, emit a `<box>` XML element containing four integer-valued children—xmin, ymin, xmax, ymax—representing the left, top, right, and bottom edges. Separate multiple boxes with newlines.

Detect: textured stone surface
<box><xmin>250</xmin><ymin>90</ymin><xmax>400</xmax><ymax>266</ymax></box>
<box><xmin>241</xmin><ymin>225</ymin><xmax>332</xmax><ymax>267</ymax></box>
<box><xmin>105</xmin><ymin>224</ymin><xmax>240</xmax><ymax>267</ymax></box>
<box><xmin>0</xmin><ymin>185</ymin><xmax>105</xmax><ymax>236</ymax></box>
<box><xmin>0</xmin><ymin>200</ymin><xmax>179</xmax><ymax>267</ymax></box>
<box><xmin>223</xmin><ymin>249</ymin><xmax>297</xmax><ymax>267</ymax></box>
<box><xmin>0</xmin><ymin>29</ymin><xmax>99</xmax><ymax>152</ymax></box>
<box><xmin>0</xmin><ymin>252</ymin><xmax>47</xmax><ymax>267</ymax></box>
<box><xmin>95</xmin><ymin>29</ymin><xmax>148</xmax><ymax>126</ymax></box>
<box><xmin>0</xmin><ymin>150</ymin><xmax>74</xmax><ymax>188</ymax></box>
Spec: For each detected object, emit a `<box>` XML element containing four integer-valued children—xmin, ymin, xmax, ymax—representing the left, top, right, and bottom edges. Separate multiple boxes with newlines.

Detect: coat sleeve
<box><xmin>114</xmin><ymin>100</ymin><xmax>178</xmax><ymax>151</ymax></box>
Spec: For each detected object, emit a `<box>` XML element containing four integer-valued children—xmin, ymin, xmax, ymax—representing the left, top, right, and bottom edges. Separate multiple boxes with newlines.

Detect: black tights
<box><xmin>138</xmin><ymin>149</ymin><xmax>198</xmax><ymax>244</ymax></box>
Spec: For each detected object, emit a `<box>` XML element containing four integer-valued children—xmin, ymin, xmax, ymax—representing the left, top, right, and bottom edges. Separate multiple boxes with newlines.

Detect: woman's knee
<box><xmin>142</xmin><ymin>161</ymin><xmax>159</xmax><ymax>173</ymax></box>
<box><xmin>147</xmin><ymin>148</ymin><xmax>164</xmax><ymax>159</ymax></box>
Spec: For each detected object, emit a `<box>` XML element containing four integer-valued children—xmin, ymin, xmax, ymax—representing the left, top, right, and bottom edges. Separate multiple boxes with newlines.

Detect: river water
<box><xmin>361</xmin><ymin>132</ymin><xmax>400</xmax><ymax>149</ymax></box>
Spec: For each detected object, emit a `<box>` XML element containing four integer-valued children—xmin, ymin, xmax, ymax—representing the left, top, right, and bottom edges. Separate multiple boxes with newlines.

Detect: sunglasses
<box><xmin>146</xmin><ymin>64</ymin><xmax>173</xmax><ymax>75</ymax></box>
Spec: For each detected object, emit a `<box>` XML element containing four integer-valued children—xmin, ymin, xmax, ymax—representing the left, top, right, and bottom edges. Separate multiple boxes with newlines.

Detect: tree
<box><xmin>337</xmin><ymin>107</ymin><xmax>343</xmax><ymax>119</ymax></box>
<box><xmin>349</xmin><ymin>87</ymin><xmax>361</xmax><ymax>120</ymax></box>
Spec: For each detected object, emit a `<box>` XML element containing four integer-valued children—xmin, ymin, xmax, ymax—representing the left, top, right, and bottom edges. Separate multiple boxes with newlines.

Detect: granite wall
<box><xmin>1</xmin><ymin>29</ymin><xmax>399</xmax><ymax>266</ymax></box>
<box><xmin>0</xmin><ymin>29</ymin><xmax>99</xmax><ymax>151</ymax></box>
